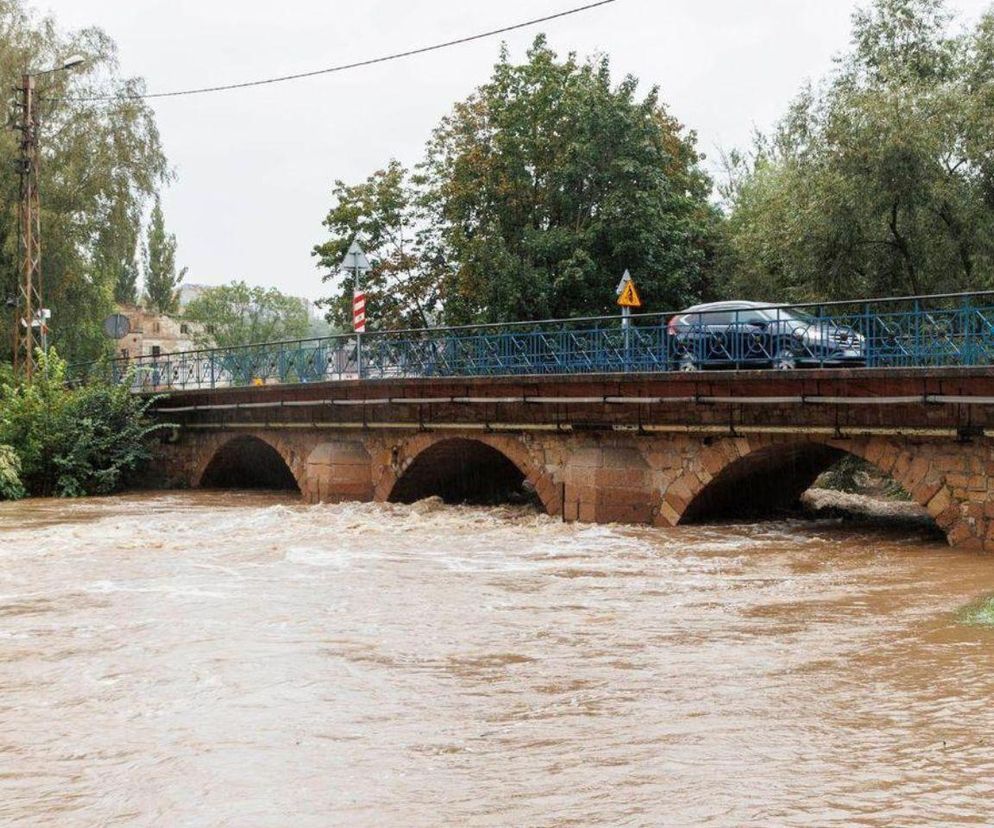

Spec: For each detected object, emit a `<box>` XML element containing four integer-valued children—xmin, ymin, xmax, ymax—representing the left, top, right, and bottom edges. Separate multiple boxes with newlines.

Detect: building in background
<box><xmin>112</xmin><ymin>304</ymin><xmax>204</xmax><ymax>359</ymax></box>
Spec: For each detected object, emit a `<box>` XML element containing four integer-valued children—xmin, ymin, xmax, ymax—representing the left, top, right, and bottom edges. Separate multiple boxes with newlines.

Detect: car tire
<box><xmin>772</xmin><ymin>348</ymin><xmax>797</xmax><ymax>370</ymax></box>
<box><xmin>678</xmin><ymin>352</ymin><xmax>699</xmax><ymax>372</ymax></box>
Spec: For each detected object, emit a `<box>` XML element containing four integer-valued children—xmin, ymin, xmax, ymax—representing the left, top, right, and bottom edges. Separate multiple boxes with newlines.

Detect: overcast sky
<box><xmin>39</xmin><ymin>0</ymin><xmax>993</xmax><ymax>301</ymax></box>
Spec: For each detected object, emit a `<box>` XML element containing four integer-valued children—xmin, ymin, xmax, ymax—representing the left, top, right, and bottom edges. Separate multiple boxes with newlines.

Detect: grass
<box><xmin>958</xmin><ymin>595</ymin><xmax>994</xmax><ymax>627</ymax></box>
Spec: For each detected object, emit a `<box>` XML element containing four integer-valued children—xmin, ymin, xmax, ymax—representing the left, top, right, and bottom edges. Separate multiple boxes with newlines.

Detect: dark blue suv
<box><xmin>668</xmin><ymin>301</ymin><xmax>865</xmax><ymax>371</ymax></box>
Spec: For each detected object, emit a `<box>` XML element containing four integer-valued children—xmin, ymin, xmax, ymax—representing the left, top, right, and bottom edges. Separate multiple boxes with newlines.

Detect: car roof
<box><xmin>679</xmin><ymin>300</ymin><xmax>770</xmax><ymax>313</ymax></box>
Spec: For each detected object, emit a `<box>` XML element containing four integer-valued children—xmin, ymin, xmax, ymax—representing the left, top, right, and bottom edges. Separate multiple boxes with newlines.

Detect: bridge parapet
<box><xmin>77</xmin><ymin>290</ymin><xmax>994</xmax><ymax>392</ymax></box>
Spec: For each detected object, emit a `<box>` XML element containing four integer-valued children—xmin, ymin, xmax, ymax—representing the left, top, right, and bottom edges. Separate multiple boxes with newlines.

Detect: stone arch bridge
<box><xmin>150</xmin><ymin>368</ymin><xmax>994</xmax><ymax>551</ymax></box>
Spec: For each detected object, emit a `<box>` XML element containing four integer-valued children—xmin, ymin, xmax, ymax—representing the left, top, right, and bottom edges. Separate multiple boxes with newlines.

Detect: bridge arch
<box><xmin>379</xmin><ymin>434</ymin><xmax>556</xmax><ymax>512</ymax></box>
<box><xmin>663</xmin><ymin>435</ymin><xmax>974</xmax><ymax>547</ymax></box>
<box><xmin>197</xmin><ymin>434</ymin><xmax>301</xmax><ymax>492</ymax></box>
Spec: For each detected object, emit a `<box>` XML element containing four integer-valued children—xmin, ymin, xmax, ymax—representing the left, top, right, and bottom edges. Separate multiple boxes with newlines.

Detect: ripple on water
<box><xmin>0</xmin><ymin>491</ymin><xmax>990</xmax><ymax>827</ymax></box>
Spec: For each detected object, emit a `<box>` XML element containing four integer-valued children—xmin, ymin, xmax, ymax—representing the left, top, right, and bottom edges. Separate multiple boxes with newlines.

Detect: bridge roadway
<box><xmin>149</xmin><ymin>366</ymin><xmax>994</xmax><ymax>551</ymax></box>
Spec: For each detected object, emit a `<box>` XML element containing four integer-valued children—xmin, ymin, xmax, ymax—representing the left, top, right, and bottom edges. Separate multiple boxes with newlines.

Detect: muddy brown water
<box><xmin>1</xmin><ymin>492</ymin><xmax>993</xmax><ymax>826</ymax></box>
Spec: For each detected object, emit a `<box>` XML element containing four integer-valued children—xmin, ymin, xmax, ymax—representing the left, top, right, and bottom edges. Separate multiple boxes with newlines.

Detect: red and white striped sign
<box><xmin>353</xmin><ymin>292</ymin><xmax>367</xmax><ymax>333</ymax></box>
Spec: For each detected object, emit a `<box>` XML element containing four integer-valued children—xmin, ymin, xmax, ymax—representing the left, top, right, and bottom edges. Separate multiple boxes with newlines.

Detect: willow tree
<box><xmin>0</xmin><ymin>0</ymin><xmax>168</xmax><ymax>361</ymax></box>
<box><xmin>722</xmin><ymin>0</ymin><xmax>994</xmax><ymax>302</ymax></box>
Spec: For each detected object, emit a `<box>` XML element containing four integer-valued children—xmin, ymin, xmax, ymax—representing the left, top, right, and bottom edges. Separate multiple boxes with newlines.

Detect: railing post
<box><xmin>913</xmin><ymin>298</ymin><xmax>921</xmax><ymax>367</ymax></box>
<box><xmin>963</xmin><ymin>294</ymin><xmax>974</xmax><ymax>366</ymax></box>
<box><xmin>815</xmin><ymin>305</ymin><xmax>823</xmax><ymax>369</ymax></box>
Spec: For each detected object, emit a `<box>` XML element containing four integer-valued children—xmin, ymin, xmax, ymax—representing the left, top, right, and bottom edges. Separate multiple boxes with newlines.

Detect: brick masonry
<box><xmin>155</xmin><ymin>425</ymin><xmax>994</xmax><ymax>552</ymax></box>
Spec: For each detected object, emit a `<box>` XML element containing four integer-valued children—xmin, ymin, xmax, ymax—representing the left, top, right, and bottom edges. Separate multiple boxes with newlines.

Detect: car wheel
<box><xmin>773</xmin><ymin>348</ymin><xmax>797</xmax><ymax>370</ymax></box>
<box><xmin>678</xmin><ymin>352</ymin><xmax>699</xmax><ymax>372</ymax></box>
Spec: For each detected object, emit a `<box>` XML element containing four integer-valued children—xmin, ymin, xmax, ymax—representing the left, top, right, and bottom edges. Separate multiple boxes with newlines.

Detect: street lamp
<box><xmin>32</xmin><ymin>55</ymin><xmax>86</xmax><ymax>76</ymax></box>
<box><xmin>11</xmin><ymin>54</ymin><xmax>85</xmax><ymax>379</ymax></box>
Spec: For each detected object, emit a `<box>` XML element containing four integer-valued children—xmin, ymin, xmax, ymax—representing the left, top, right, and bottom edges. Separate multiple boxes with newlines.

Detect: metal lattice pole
<box><xmin>13</xmin><ymin>73</ymin><xmax>43</xmax><ymax>380</ymax></box>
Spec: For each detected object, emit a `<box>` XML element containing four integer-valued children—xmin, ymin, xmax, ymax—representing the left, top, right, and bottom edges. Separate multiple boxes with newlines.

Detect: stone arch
<box><xmin>679</xmin><ymin>441</ymin><xmax>844</xmax><ymax>523</ymax></box>
<box><xmin>197</xmin><ymin>434</ymin><xmax>301</xmax><ymax>492</ymax></box>
<box><xmin>661</xmin><ymin>434</ymin><xmax>982</xmax><ymax>549</ymax></box>
<box><xmin>377</xmin><ymin>433</ymin><xmax>557</xmax><ymax>513</ymax></box>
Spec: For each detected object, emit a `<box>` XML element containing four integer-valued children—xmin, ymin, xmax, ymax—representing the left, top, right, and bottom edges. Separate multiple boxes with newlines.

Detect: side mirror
<box><xmin>745</xmin><ymin>318</ymin><xmax>768</xmax><ymax>329</ymax></box>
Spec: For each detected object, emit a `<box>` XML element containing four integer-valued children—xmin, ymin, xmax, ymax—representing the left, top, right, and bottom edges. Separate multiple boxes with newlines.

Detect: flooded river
<box><xmin>1</xmin><ymin>492</ymin><xmax>993</xmax><ymax>826</ymax></box>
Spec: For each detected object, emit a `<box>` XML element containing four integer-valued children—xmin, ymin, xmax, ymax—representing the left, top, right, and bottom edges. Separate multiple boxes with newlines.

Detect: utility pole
<box><xmin>12</xmin><ymin>72</ymin><xmax>43</xmax><ymax>380</ymax></box>
<box><xmin>9</xmin><ymin>55</ymin><xmax>84</xmax><ymax>381</ymax></box>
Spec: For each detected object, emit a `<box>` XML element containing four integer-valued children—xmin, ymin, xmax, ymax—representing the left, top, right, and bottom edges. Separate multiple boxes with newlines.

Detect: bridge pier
<box><xmin>303</xmin><ymin>441</ymin><xmax>373</xmax><ymax>503</ymax></box>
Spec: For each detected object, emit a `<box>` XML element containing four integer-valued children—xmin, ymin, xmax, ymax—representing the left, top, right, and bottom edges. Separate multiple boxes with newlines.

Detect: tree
<box><xmin>0</xmin><ymin>0</ymin><xmax>168</xmax><ymax>361</ymax></box>
<box><xmin>144</xmin><ymin>197</ymin><xmax>186</xmax><ymax>314</ymax></box>
<box><xmin>183</xmin><ymin>281</ymin><xmax>310</xmax><ymax>348</ymax></box>
<box><xmin>113</xmin><ymin>256</ymin><xmax>140</xmax><ymax>305</ymax></box>
<box><xmin>315</xmin><ymin>37</ymin><xmax>720</xmax><ymax>326</ymax></box>
<box><xmin>420</xmin><ymin>37</ymin><xmax>720</xmax><ymax>323</ymax></box>
<box><xmin>722</xmin><ymin>0</ymin><xmax>994</xmax><ymax>302</ymax></box>
<box><xmin>0</xmin><ymin>350</ymin><xmax>162</xmax><ymax>497</ymax></box>
<box><xmin>314</xmin><ymin>161</ymin><xmax>441</xmax><ymax>331</ymax></box>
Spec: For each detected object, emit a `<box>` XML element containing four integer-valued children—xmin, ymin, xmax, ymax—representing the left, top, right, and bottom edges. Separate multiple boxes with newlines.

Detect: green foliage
<box><xmin>144</xmin><ymin>197</ymin><xmax>186</xmax><ymax>314</ymax></box>
<box><xmin>315</xmin><ymin>37</ymin><xmax>720</xmax><ymax>327</ymax></box>
<box><xmin>958</xmin><ymin>595</ymin><xmax>994</xmax><ymax>627</ymax></box>
<box><xmin>721</xmin><ymin>0</ymin><xmax>994</xmax><ymax>301</ymax></box>
<box><xmin>0</xmin><ymin>0</ymin><xmax>168</xmax><ymax>362</ymax></box>
<box><xmin>183</xmin><ymin>281</ymin><xmax>311</xmax><ymax>347</ymax></box>
<box><xmin>816</xmin><ymin>455</ymin><xmax>910</xmax><ymax>499</ymax></box>
<box><xmin>314</xmin><ymin>161</ymin><xmax>442</xmax><ymax>330</ymax></box>
<box><xmin>0</xmin><ymin>444</ymin><xmax>26</xmax><ymax>500</ymax></box>
<box><xmin>0</xmin><ymin>350</ymin><xmax>163</xmax><ymax>497</ymax></box>
<box><xmin>113</xmin><ymin>256</ymin><xmax>140</xmax><ymax>306</ymax></box>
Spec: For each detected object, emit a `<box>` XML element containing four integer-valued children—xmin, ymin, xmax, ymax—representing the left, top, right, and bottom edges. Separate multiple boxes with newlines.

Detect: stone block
<box><xmin>658</xmin><ymin>500</ymin><xmax>681</xmax><ymax>527</ymax></box>
<box><xmin>906</xmin><ymin>456</ymin><xmax>930</xmax><ymax>486</ymax></box>
<box><xmin>913</xmin><ymin>478</ymin><xmax>943</xmax><ymax>506</ymax></box>
<box><xmin>947</xmin><ymin>521</ymin><xmax>976</xmax><ymax>548</ymax></box>
<box><xmin>926</xmin><ymin>484</ymin><xmax>951</xmax><ymax>518</ymax></box>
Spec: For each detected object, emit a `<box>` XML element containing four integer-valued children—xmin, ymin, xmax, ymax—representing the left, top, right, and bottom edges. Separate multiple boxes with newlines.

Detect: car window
<box><xmin>755</xmin><ymin>307</ymin><xmax>820</xmax><ymax>323</ymax></box>
<box><xmin>686</xmin><ymin>310</ymin><xmax>735</xmax><ymax>325</ymax></box>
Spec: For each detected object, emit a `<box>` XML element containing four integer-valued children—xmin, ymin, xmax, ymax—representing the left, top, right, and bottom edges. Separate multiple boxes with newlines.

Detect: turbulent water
<box><xmin>1</xmin><ymin>492</ymin><xmax>993</xmax><ymax>826</ymax></box>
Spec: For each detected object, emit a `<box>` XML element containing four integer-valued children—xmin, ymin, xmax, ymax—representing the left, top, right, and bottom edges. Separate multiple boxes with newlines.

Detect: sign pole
<box><xmin>354</xmin><ymin>259</ymin><xmax>362</xmax><ymax>378</ymax></box>
<box><xmin>341</xmin><ymin>240</ymin><xmax>371</xmax><ymax>379</ymax></box>
<box><xmin>623</xmin><ymin>305</ymin><xmax>631</xmax><ymax>370</ymax></box>
<box><xmin>616</xmin><ymin>269</ymin><xmax>642</xmax><ymax>372</ymax></box>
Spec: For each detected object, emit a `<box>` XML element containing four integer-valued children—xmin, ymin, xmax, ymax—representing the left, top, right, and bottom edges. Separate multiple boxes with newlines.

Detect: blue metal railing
<box><xmin>71</xmin><ymin>291</ymin><xmax>994</xmax><ymax>392</ymax></box>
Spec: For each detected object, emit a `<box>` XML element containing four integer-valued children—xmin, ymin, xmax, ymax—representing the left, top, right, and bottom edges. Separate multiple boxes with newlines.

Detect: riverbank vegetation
<box><xmin>0</xmin><ymin>353</ymin><xmax>163</xmax><ymax>500</ymax></box>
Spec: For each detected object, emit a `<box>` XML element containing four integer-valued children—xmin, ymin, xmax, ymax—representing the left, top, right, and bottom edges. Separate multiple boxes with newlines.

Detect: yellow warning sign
<box><xmin>617</xmin><ymin>279</ymin><xmax>642</xmax><ymax>308</ymax></box>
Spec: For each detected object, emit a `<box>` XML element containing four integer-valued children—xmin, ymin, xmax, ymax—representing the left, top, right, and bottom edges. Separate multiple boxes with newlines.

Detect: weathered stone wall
<box><xmin>154</xmin><ymin>426</ymin><xmax>994</xmax><ymax>552</ymax></box>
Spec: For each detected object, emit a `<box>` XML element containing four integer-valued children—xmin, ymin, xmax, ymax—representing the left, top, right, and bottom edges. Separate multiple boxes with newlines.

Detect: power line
<box><xmin>70</xmin><ymin>0</ymin><xmax>619</xmax><ymax>102</ymax></box>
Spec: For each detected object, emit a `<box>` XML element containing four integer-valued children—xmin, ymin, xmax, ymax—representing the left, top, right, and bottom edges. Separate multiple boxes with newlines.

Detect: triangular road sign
<box><xmin>617</xmin><ymin>277</ymin><xmax>642</xmax><ymax>308</ymax></box>
<box><xmin>341</xmin><ymin>240</ymin><xmax>371</xmax><ymax>273</ymax></box>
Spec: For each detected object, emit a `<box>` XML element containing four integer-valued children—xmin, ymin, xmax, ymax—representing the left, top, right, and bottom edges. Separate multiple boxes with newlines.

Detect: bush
<box><xmin>815</xmin><ymin>455</ymin><xmax>909</xmax><ymax>500</ymax></box>
<box><xmin>0</xmin><ymin>444</ymin><xmax>25</xmax><ymax>500</ymax></box>
<box><xmin>0</xmin><ymin>351</ymin><xmax>165</xmax><ymax>497</ymax></box>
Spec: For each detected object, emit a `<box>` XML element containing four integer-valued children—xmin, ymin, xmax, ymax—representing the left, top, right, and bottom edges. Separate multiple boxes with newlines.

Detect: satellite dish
<box><xmin>103</xmin><ymin>313</ymin><xmax>131</xmax><ymax>339</ymax></box>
